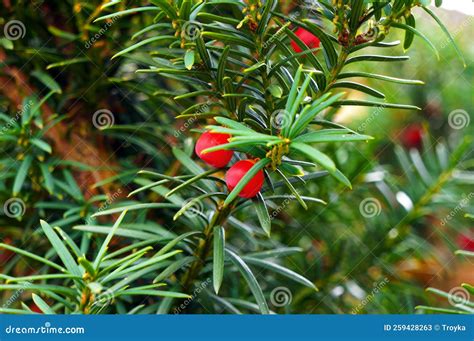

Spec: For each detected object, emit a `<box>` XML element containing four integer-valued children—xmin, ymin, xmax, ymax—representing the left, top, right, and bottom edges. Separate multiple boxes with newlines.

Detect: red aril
<box><xmin>400</xmin><ymin>124</ymin><xmax>423</xmax><ymax>150</ymax></box>
<box><xmin>195</xmin><ymin>131</ymin><xmax>233</xmax><ymax>168</ymax></box>
<box><xmin>225</xmin><ymin>160</ymin><xmax>264</xmax><ymax>198</ymax></box>
<box><xmin>291</xmin><ymin>27</ymin><xmax>320</xmax><ymax>53</ymax></box>
<box><xmin>457</xmin><ymin>232</ymin><xmax>474</xmax><ymax>252</ymax></box>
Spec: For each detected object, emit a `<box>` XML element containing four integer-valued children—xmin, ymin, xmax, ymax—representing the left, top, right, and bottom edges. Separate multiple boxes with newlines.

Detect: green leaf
<box><xmin>172</xmin><ymin>147</ymin><xmax>205</xmax><ymax>176</ymax></box>
<box><xmin>243</xmin><ymin>257</ymin><xmax>318</xmax><ymax>291</ymax></box>
<box><xmin>213</xmin><ymin>226</ymin><xmax>225</xmax><ymax>294</ymax></box>
<box><xmin>0</xmin><ymin>243</ymin><xmax>64</xmax><ymax>272</ymax></box>
<box><xmin>392</xmin><ymin>22</ymin><xmax>439</xmax><ymax>59</ymax></box>
<box><xmin>153</xmin><ymin>256</ymin><xmax>195</xmax><ymax>283</ymax></box>
<box><xmin>74</xmin><ymin>225</ymin><xmax>158</xmax><ymax>240</ymax></box>
<box><xmin>201</xmin><ymin>32</ymin><xmax>255</xmax><ymax>49</ymax></box>
<box><xmin>345</xmin><ymin>55</ymin><xmax>409</xmax><ymax>64</ymax></box>
<box><xmin>337</xmin><ymin>72</ymin><xmax>424</xmax><ymax>85</ymax></box>
<box><xmin>293</xmin><ymin>129</ymin><xmax>372</xmax><ymax>144</ymax></box>
<box><xmin>32</xmin><ymin>294</ymin><xmax>56</xmax><ymax>314</ymax></box>
<box><xmin>156</xmin><ymin>231</ymin><xmax>201</xmax><ymax>256</ymax></box>
<box><xmin>329</xmin><ymin>81</ymin><xmax>385</xmax><ymax>98</ymax></box>
<box><xmin>40</xmin><ymin>220</ymin><xmax>82</xmax><ymax>277</ymax></box>
<box><xmin>290</xmin><ymin>142</ymin><xmax>335</xmax><ymax>172</ymax></box>
<box><xmin>269</xmin><ymin>85</ymin><xmax>283</xmax><ymax>98</ymax></box>
<box><xmin>47</xmin><ymin>57</ymin><xmax>89</xmax><ymax>70</ymax></box>
<box><xmin>291</xmin><ymin>143</ymin><xmax>351</xmax><ymax>188</ymax></box>
<box><xmin>112</xmin><ymin>36</ymin><xmax>175</xmax><ymax>59</ymax></box>
<box><xmin>150</xmin><ymin>0</ymin><xmax>177</xmax><ymax>19</ymax></box>
<box><xmin>94</xmin><ymin>7</ymin><xmax>161</xmax><ymax>22</ymax></box>
<box><xmin>118</xmin><ymin>289</ymin><xmax>190</xmax><ymax>299</ymax></box>
<box><xmin>93</xmin><ymin>210</ymin><xmax>128</xmax><ymax>269</ymax></box>
<box><xmin>39</xmin><ymin>164</ymin><xmax>54</xmax><ymax>194</ymax></box>
<box><xmin>47</xmin><ymin>26</ymin><xmax>77</xmax><ymax>41</ymax></box>
<box><xmin>30</xmin><ymin>138</ymin><xmax>52</xmax><ymax>153</ymax></box>
<box><xmin>31</xmin><ymin>70</ymin><xmax>62</xmax><ymax>94</ymax></box>
<box><xmin>224</xmin><ymin>158</ymin><xmax>271</xmax><ymax>207</ymax></box>
<box><xmin>301</xmin><ymin>19</ymin><xmax>338</xmax><ymax>69</ymax></box>
<box><xmin>403</xmin><ymin>14</ymin><xmax>415</xmax><ymax>50</ymax></box>
<box><xmin>349</xmin><ymin>0</ymin><xmax>365</xmax><ymax>31</ymax></box>
<box><xmin>333</xmin><ymin>100</ymin><xmax>420</xmax><ymax>110</ymax></box>
<box><xmin>92</xmin><ymin>203</ymin><xmax>178</xmax><ymax>217</ymax></box>
<box><xmin>13</xmin><ymin>155</ymin><xmax>33</xmax><ymax>196</ymax></box>
<box><xmin>226</xmin><ymin>249</ymin><xmax>270</xmax><ymax>314</ymax></box>
<box><xmin>184</xmin><ymin>49</ymin><xmax>195</xmax><ymax>70</ymax></box>
<box><xmin>253</xmin><ymin>194</ymin><xmax>271</xmax><ymax>236</ymax></box>
<box><xmin>415</xmin><ymin>306</ymin><xmax>468</xmax><ymax>314</ymax></box>
<box><xmin>276</xmin><ymin>169</ymin><xmax>307</xmax><ymax>209</ymax></box>
<box><xmin>422</xmin><ymin>6</ymin><xmax>465</xmax><ymax>67</ymax></box>
<box><xmin>217</xmin><ymin>46</ymin><xmax>230</xmax><ymax>90</ymax></box>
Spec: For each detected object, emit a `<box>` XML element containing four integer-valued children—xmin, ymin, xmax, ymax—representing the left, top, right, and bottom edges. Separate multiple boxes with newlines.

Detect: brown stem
<box><xmin>181</xmin><ymin>203</ymin><xmax>233</xmax><ymax>293</ymax></box>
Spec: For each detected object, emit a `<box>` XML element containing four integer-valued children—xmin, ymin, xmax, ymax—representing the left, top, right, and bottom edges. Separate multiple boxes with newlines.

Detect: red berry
<box><xmin>29</xmin><ymin>302</ymin><xmax>43</xmax><ymax>314</ymax></box>
<box><xmin>195</xmin><ymin>131</ymin><xmax>233</xmax><ymax>168</ymax></box>
<box><xmin>291</xmin><ymin>27</ymin><xmax>320</xmax><ymax>53</ymax></box>
<box><xmin>457</xmin><ymin>232</ymin><xmax>474</xmax><ymax>252</ymax></box>
<box><xmin>400</xmin><ymin>124</ymin><xmax>423</xmax><ymax>150</ymax></box>
<box><xmin>225</xmin><ymin>160</ymin><xmax>264</xmax><ymax>198</ymax></box>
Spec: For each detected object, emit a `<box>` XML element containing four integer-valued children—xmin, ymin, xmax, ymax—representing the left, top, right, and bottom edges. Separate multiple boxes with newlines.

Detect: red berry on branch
<box><xmin>29</xmin><ymin>302</ymin><xmax>43</xmax><ymax>314</ymax></box>
<box><xmin>400</xmin><ymin>124</ymin><xmax>423</xmax><ymax>150</ymax></box>
<box><xmin>195</xmin><ymin>131</ymin><xmax>233</xmax><ymax>168</ymax></box>
<box><xmin>291</xmin><ymin>27</ymin><xmax>321</xmax><ymax>53</ymax></box>
<box><xmin>225</xmin><ymin>159</ymin><xmax>264</xmax><ymax>198</ymax></box>
<box><xmin>457</xmin><ymin>232</ymin><xmax>474</xmax><ymax>252</ymax></box>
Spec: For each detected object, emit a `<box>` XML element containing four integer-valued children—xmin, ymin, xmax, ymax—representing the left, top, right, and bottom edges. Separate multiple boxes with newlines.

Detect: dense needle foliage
<box><xmin>0</xmin><ymin>0</ymin><xmax>472</xmax><ymax>315</ymax></box>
